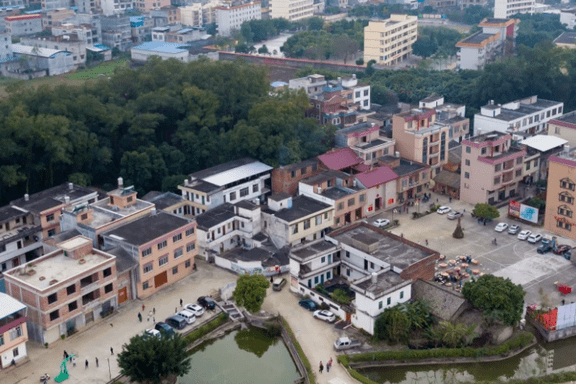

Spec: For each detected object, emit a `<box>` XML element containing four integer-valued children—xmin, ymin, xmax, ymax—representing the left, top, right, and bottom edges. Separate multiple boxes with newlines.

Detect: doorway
<box><xmin>154</xmin><ymin>271</ymin><xmax>168</xmax><ymax>288</ymax></box>
<box><xmin>118</xmin><ymin>287</ymin><xmax>128</xmax><ymax>304</ymax></box>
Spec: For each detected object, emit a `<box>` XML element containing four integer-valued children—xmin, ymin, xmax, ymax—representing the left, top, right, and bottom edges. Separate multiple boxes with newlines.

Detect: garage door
<box><xmin>118</xmin><ymin>287</ymin><xmax>127</xmax><ymax>304</ymax></box>
<box><xmin>154</xmin><ymin>271</ymin><xmax>168</xmax><ymax>288</ymax></box>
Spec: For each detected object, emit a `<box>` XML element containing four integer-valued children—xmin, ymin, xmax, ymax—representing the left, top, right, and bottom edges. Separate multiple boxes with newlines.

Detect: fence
<box><xmin>296</xmin><ymin>284</ymin><xmax>349</xmax><ymax>320</ymax></box>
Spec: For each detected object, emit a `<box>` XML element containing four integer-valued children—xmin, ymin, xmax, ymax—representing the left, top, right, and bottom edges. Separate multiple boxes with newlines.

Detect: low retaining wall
<box><xmin>527</xmin><ymin>315</ymin><xmax>576</xmax><ymax>342</ymax></box>
<box><xmin>296</xmin><ymin>284</ymin><xmax>349</xmax><ymax>320</ymax></box>
<box><xmin>218</xmin><ymin>51</ymin><xmax>365</xmax><ymax>73</ymax></box>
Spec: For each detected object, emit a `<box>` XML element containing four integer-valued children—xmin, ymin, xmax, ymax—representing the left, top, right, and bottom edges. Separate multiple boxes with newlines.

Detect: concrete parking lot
<box><xmin>366</xmin><ymin>192</ymin><xmax>576</xmax><ymax>308</ymax></box>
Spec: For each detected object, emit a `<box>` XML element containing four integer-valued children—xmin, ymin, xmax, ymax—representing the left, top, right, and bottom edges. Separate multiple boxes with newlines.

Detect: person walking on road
<box><xmin>327</xmin><ymin>357</ymin><xmax>333</xmax><ymax>372</ymax></box>
<box><xmin>180</xmin><ymin>298</ymin><xmax>183</xmax><ymax>307</ymax></box>
<box><xmin>110</xmin><ymin>347</ymin><xmax>114</xmax><ymax>355</ymax></box>
<box><xmin>95</xmin><ymin>357</ymin><xmax>99</xmax><ymax>368</ymax></box>
<box><xmin>425</xmin><ymin>239</ymin><xmax>429</xmax><ymax>246</ymax></box>
<box><xmin>138</xmin><ymin>312</ymin><xmax>142</xmax><ymax>322</ymax></box>
<box><xmin>319</xmin><ymin>361</ymin><xmax>323</xmax><ymax>374</ymax></box>
<box><xmin>153</xmin><ymin>308</ymin><xmax>156</xmax><ymax>315</ymax></box>
<box><xmin>63</xmin><ymin>350</ymin><xmax>69</xmax><ymax>359</ymax></box>
<box><xmin>72</xmin><ymin>357</ymin><xmax>76</xmax><ymax>367</ymax></box>
<box><xmin>85</xmin><ymin>360</ymin><xmax>89</xmax><ymax>369</ymax></box>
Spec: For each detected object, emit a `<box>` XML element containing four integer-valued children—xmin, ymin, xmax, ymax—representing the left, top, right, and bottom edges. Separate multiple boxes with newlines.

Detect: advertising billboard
<box><xmin>509</xmin><ymin>201</ymin><xmax>538</xmax><ymax>223</ymax></box>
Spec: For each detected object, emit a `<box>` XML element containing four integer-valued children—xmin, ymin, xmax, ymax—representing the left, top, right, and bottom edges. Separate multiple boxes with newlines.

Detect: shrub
<box><xmin>61</xmin><ymin>334</ymin><xmax>65</xmax><ymax>340</ymax></box>
<box><xmin>356</xmin><ymin>58</ymin><xmax>364</xmax><ymax>65</ymax></box>
<box><xmin>263</xmin><ymin>321</ymin><xmax>282</xmax><ymax>337</ymax></box>
<box><xmin>183</xmin><ymin>313</ymin><xmax>229</xmax><ymax>345</ymax></box>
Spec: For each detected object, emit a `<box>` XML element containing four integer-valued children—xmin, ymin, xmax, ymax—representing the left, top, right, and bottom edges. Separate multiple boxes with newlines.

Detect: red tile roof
<box><xmin>550</xmin><ymin>155</ymin><xmax>576</xmax><ymax>167</ymax></box>
<box><xmin>353</xmin><ymin>163</ymin><xmax>370</xmax><ymax>172</ymax></box>
<box><xmin>318</xmin><ymin>148</ymin><xmax>363</xmax><ymax>170</ymax></box>
<box><xmin>355</xmin><ymin>166</ymin><xmax>398</xmax><ymax>188</ymax></box>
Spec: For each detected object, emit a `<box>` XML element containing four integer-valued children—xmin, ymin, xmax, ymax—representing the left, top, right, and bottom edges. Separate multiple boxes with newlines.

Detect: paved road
<box><xmin>4</xmin><ymin>261</ymin><xmax>237</xmax><ymax>384</ymax></box>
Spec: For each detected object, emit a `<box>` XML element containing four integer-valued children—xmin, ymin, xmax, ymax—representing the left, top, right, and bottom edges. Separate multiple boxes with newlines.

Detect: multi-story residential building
<box><xmin>461</xmin><ymin>0</ymin><xmax>487</xmax><ymax>8</ymax></box>
<box><xmin>0</xmin><ymin>32</ymin><xmax>11</xmax><ymax>61</ymax></box>
<box><xmin>4</xmin><ymin>236</ymin><xmax>117</xmax><ymax>344</ymax></box>
<box><xmin>0</xmin><ymin>206</ymin><xmax>43</xmax><ymax>274</ymax></box>
<box><xmin>40</xmin><ymin>0</ymin><xmax>70</xmax><ymax>10</ymax></box>
<box><xmin>195</xmin><ymin>200</ymin><xmax>262</xmax><ymax>259</ymax></box>
<box><xmin>519</xmin><ymin>135</ymin><xmax>567</xmax><ymax>185</ymax></box>
<box><xmin>392</xmin><ymin>108</ymin><xmax>450</xmax><ymax>179</ymax></box>
<box><xmin>328</xmin><ymin>75</ymin><xmax>370</xmax><ymax>110</ymax></box>
<box><xmin>58</xmin><ymin>13</ymin><xmax>102</xmax><ymax>46</ymax></box>
<box><xmin>548</xmin><ymin>111</ymin><xmax>576</xmax><ymax>147</ymax></box>
<box><xmin>307</xmin><ymin>86</ymin><xmax>361</xmax><ymax>128</ymax></box>
<box><xmin>270</xmin><ymin>0</ymin><xmax>314</xmax><ymax>21</ymax></box>
<box><xmin>262</xmin><ymin>194</ymin><xmax>333</xmax><ymax>248</ymax></box>
<box><xmin>474</xmin><ymin>96</ymin><xmax>564</xmax><ymax>139</ymax></box>
<box><xmin>299</xmin><ymin>170</ymin><xmax>367</xmax><ymax>228</ymax></box>
<box><xmin>544</xmin><ymin>151</ymin><xmax>576</xmax><ymax>240</ymax></box>
<box><xmin>180</xmin><ymin>4</ymin><xmax>203</xmax><ymax>27</ymax></box>
<box><xmin>215</xmin><ymin>2</ymin><xmax>261</xmax><ymax>36</ymax></box>
<box><xmin>101</xmin><ymin>15</ymin><xmax>132</xmax><ymax>51</ymax></box>
<box><xmin>460</xmin><ymin>131</ymin><xmax>526</xmax><ymax>204</ymax></box>
<box><xmin>101</xmin><ymin>0</ymin><xmax>134</xmax><ymax>16</ymax></box>
<box><xmin>101</xmin><ymin>211</ymin><xmax>196</xmax><ymax>299</ymax></box>
<box><xmin>142</xmin><ymin>191</ymin><xmax>187</xmax><ymax>216</ymax></box>
<box><xmin>289</xmin><ymin>222</ymin><xmax>439</xmax><ymax>334</ymax></box>
<box><xmin>335</xmin><ymin>122</ymin><xmax>396</xmax><ymax>165</ymax></box>
<box><xmin>494</xmin><ymin>0</ymin><xmax>533</xmax><ymax>19</ymax></box>
<box><xmin>0</xmin><ymin>293</ymin><xmax>28</xmax><ymax>369</ymax></box>
<box><xmin>355</xmin><ymin>165</ymin><xmax>399</xmax><ymax>213</ymax></box>
<box><xmin>363</xmin><ymin>14</ymin><xmax>418</xmax><ymax>66</ymax></box>
<box><xmin>130</xmin><ymin>15</ymin><xmax>154</xmax><ymax>44</ymax></box>
<box><xmin>377</xmin><ymin>155</ymin><xmax>430</xmax><ymax>203</ymax></box>
<box><xmin>419</xmin><ymin>95</ymin><xmax>470</xmax><ymax>143</ymax></box>
<box><xmin>288</xmin><ymin>74</ymin><xmax>327</xmax><ymax>96</ymax></box>
<box><xmin>317</xmin><ymin>147</ymin><xmax>363</xmax><ymax>173</ymax></box>
<box><xmin>11</xmin><ymin>182</ymin><xmax>98</xmax><ymax>241</ymax></box>
<box><xmin>132</xmin><ymin>0</ymin><xmax>170</xmax><ymax>12</ymax></box>
<box><xmin>456</xmin><ymin>18</ymin><xmax>518</xmax><ymax>70</ymax></box>
<box><xmin>151</xmin><ymin>25</ymin><xmax>205</xmax><ymax>43</ymax></box>
<box><xmin>150</xmin><ymin>7</ymin><xmax>181</xmax><ymax>25</ymax></box>
<box><xmin>6</xmin><ymin>14</ymin><xmax>42</xmax><ymax>37</ymax></box>
<box><xmin>61</xmin><ymin>179</ymin><xmax>155</xmax><ymax>248</ymax></box>
<box><xmin>271</xmin><ymin>158</ymin><xmax>322</xmax><ymax>195</ymax></box>
<box><xmin>20</xmin><ymin>35</ymin><xmax>87</xmax><ymax>67</ymax></box>
<box><xmin>179</xmin><ymin>158</ymin><xmax>272</xmax><ymax>217</ymax></box>
<box><xmin>42</xmin><ymin>8</ymin><xmax>75</xmax><ymax>29</ymax></box>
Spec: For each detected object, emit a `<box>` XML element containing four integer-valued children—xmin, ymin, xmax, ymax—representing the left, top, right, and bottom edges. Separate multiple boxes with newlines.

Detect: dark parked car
<box><xmin>154</xmin><ymin>322</ymin><xmax>175</xmax><ymax>337</ymax></box>
<box><xmin>197</xmin><ymin>296</ymin><xmax>216</xmax><ymax>310</ymax></box>
<box><xmin>165</xmin><ymin>315</ymin><xmax>187</xmax><ymax>330</ymax></box>
<box><xmin>298</xmin><ymin>299</ymin><xmax>318</xmax><ymax>311</ymax></box>
<box><xmin>537</xmin><ymin>244</ymin><xmax>553</xmax><ymax>254</ymax></box>
<box><xmin>553</xmin><ymin>245</ymin><xmax>572</xmax><ymax>255</ymax></box>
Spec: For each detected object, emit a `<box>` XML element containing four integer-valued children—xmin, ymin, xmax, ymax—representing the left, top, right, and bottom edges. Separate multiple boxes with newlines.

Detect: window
<box><xmin>314</xmin><ymin>276</ymin><xmax>319</xmax><ymax>284</ymax></box>
<box><xmin>253</xmin><ymin>184</ymin><xmax>259</xmax><ymax>193</ymax></box>
<box><xmin>370</xmin><ymin>262</ymin><xmax>374</xmax><ymax>269</ymax></box>
<box><xmin>49</xmin><ymin>310</ymin><xmax>60</xmax><ymax>321</ymax></box>
<box><xmin>143</xmin><ymin>262</ymin><xmax>153</xmax><ymax>274</ymax></box>
<box><xmin>0</xmin><ymin>335</ymin><xmax>3</xmax><ymax>346</ymax></box>
<box><xmin>516</xmin><ymin>170</ymin><xmax>522</xmax><ymax>177</ymax></box>
<box><xmin>142</xmin><ymin>248</ymin><xmax>152</xmax><ymax>257</ymax></box>
<box><xmin>46</xmin><ymin>214</ymin><xmax>55</xmax><ymax>222</ymax></box>
<box><xmin>561</xmin><ymin>179</ymin><xmax>576</xmax><ymax>191</ymax></box>
<box><xmin>558</xmin><ymin>206</ymin><xmax>573</xmax><ymax>218</ymax></box>
<box><xmin>321</xmin><ymin>256</ymin><xmax>325</xmax><ymax>263</ymax></box>
<box><xmin>359</xmin><ymin>194</ymin><xmax>366</xmax><ymax>203</ymax></box>
<box><xmin>364</xmin><ymin>89</ymin><xmax>369</xmax><ymax>96</ymax></box>
<box><xmin>526</xmin><ymin>162</ymin><xmax>531</xmax><ymax>171</ymax></box>
<box><xmin>240</xmin><ymin>188</ymin><xmax>249</xmax><ymax>197</ymax></box>
<box><xmin>104</xmin><ymin>283</ymin><xmax>113</xmax><ymax>293</ymax></box>
<box><xmin>48</xmin><ymin>229</ymin><xmax>56</xmax><ymax>237</ymax></box>
<box><xmin>67</xmin><ymin>284</ymin><xmax>76</xmax><ymax>295</ymax></box>
<box><xmin>292</xmin><ymin>224</ymin><xmax>298</xmax><ymax>234</ymax></box>
<box><xmin>230</xmin><ymin>192</ymin><xmax>236</xmax><ymax>201</ymax></box>
<box><xmin>379</xmin><ymin>301</ymin><xmax>383</xmax><ymax>309</ymax></box>
<box><xmin>187</xmin><ymin>228</ymin><xmax>196</xmax><ymax>238</ymax></box>
<box><xmin>68</xmin><ymin>301</ymin><xmax>78</xmax><ymax>312</ymax></box>
<box><xmin>185</xmin><ymin>259</ymin><xmax>191</xmax><ymax>268</ymax></box>
<box><xmin>127</xmin><ymin>196</ymin><xmax>133</xmax><ymax>203</ymax></box>
<box><xmin>557</xmin><ymin>220</ymin><xmax>572</xmax><ymax>231</ymax></box>
<box><xmin>560</xmin><ymin>192</ymin><xmax>575</xmax><ymax>204</ymax></box>
<box><xmin>174</xmin><ymin>248</ymin><xmax>184</xmax><ymax>258</ymax></box>
<box><xmin>464</xmin><ymin>172</ymin><xmax>470</xmax><ymax>179</ymax></box>
<box><xmin>400</xmin><ymin>291</ymin><xmax>404</xmax><ymax>299</ymax></box>
<box><xmin>465</xmin><ymin>159</ymin><xmax>470</xmax><ymax>166</ymax></box>
<box><xmin>143</xmin><ymin>281</ymin><xmax>150</xmax><ymax>290</ymax></box>
<box><xmin>172</xmin><ymin>266</ymin><xmax>178</xmax><ymax>275</ymax></box>
<box><xmin>173</xmin><ymin>233</ymin><xmax>182</xmax><ymax>243</ymax></box>
<box><xmin>303</xmin><ymin>219</ymin><xmax>311</xmax><ymax>230</ymax></box>
<box><xmin>337</xmin><ymin>202</ymin><xmax>344</xmax><ymax>210</ymax></box>
<box><xmin>386</xmin><ymin>297</ymin><xmax>391</xmax><ymax>305</ymax></box>
<box><xmin>348</xmin><ymin>198</ymin><xmax>355</xmax><ymax>207</ymax></box>
<box><xmin>534</xmin><ymin>159</ymin><xmax>539</xmax><ymax>167</ymax></box>
<box><xmin>315</xmin><ymin>215</ymin><xmax>322</xmax><ymax>225</ymax></box>
<box><xmin>324</xmin><ymin>212</ymin><xmax>329</xmax><ymax>219</ymax></box>
<box><xmin>346</xmin><ymin>251</ymin><xmax>350</xmax><ymax>258</ymax></box>
<box><xmin>13</xmin><ymin>348</ymin><xmax>19</xmax><ymax>357</ymax></box>
<box><xmin>81</xmin><ymin>213</ymin><xmax>88</xmax><ymax>220</ymax></box>
<box><xmin>158</xmin><ymin>240</ymin><xmax>167</xmax><ymax>250</ymax></box>
<box><xmin>466</xmin><ymin>146</ymin><xmax>471</xmax><ymax>154</ymax></box>
<box><xmin>495</xmin><ymin>164</ymin><xmax>501</xmax><ymax>172</ymax></box>
<box><xmin>48</xmin><ymin>293</ymin><xmax>58</xmax><ymax>304</ymax></box>
<box><xmin>291</xmin><ymin>171</ymin><xmax>296</xmax><ymax>178</ymax></box>
<box><xmin>159</xmin><ymin>255</ymin><xmax>168</xmax><ymax>267</ymax></box>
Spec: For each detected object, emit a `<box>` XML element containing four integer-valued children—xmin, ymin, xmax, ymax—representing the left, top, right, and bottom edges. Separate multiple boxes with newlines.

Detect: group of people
<box><xmin>63</xmin><ymin>350</ymin><xmax>99</xmax><ymax>369</ymax></box>
<box><xmin>318</xmin><ymin>357</ymin><xmax>333</xmax><ymax>374</ymax></box>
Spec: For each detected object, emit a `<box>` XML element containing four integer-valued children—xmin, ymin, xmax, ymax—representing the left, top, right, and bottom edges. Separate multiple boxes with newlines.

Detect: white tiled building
<box><xmin>494</xmin><ymin>0</ymin><xmax>534</xmax><ymax>19</ymax></box>
<box><xmin>270</xmin><ymin>0</ymin><xmax>314</xmax><ymax>21</ymax></box>
<box><xmin>215</xmin><ymin>2</ymin><xmax>261</xmax><ymax>37</ymax></box>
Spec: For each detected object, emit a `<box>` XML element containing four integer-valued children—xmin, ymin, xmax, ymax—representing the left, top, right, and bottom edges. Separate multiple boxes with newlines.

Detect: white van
<box><xmin>177</xmin><ymin>310</ymin><xmax>196</xmax><ymax>325</ymax></box>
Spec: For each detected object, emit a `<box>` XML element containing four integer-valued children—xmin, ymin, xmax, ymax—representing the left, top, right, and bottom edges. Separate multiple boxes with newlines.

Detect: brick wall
<box><xmin>271</xmin><ymin>161</ymin><xmax>322</xmax><ymax>195</ymax></box>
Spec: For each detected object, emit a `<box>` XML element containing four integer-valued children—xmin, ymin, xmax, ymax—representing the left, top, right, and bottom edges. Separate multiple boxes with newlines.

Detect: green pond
<box><xmin>181</xmin><ymin>326</ymin><xmax>301</xmax><ymax>384</ymax></box>
<box><xmin>359</xmin><ymin>337</ymin><xmax>576</xmax><ymax>384</ymax></box>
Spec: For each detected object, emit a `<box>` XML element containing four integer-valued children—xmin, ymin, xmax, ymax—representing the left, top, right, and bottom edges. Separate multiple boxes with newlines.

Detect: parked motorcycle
<box><xmin>40</xmin><ymin>373</ymin><xmax>50</xmax><ymax>383</ymax></box>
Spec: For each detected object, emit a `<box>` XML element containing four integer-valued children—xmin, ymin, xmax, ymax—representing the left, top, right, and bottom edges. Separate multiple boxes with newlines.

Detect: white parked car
<box><xmin>495</xmin><ymin>223</ymin><xmax>509</xmax><ymax>232</ymax></box>
<box><xmin>517</xmin><ymin>230</ymin><xmax>532</xmax><ymax>240</ymax></box>
<box><xmin>373</xmin><ymin>219</ymin><xmax>390</xmax><ymax>228</ymax></box>
<box><xmin>144</xmin><ymin>329</ymin><xmax>161</xmax><ymax>338</ymax></box>
<box><xmin>177</xmin><ymin>310</ymin><xmax>196</xmax><ymax>324</ymax></box>
<box><xmin>313</xmin><ymin>310</ymin><xmax>336</xmax><ymax>323</ymax></box>
<box><xmin>184</xmin><ymin>303</ymin><xmax>205</xmax><ymax>317</ymax></box>
<box><xmin>528</xmin><ymin>233</ymin><xmax>543</xmax><ymax>244</ymax></box>
<box><xmin>447</xmin><ymin>211</ymin><xmax>462</xmax><ymax>220</ymax></box>
<box><xmin>437</xmin><ymin>206</ymin><xmax>451</xmax><ymax>214</ymax></box>
<box><xmin>508</xmin><ymin>225</ymin><xmax>521</xmax><ymax>235</ymax></box>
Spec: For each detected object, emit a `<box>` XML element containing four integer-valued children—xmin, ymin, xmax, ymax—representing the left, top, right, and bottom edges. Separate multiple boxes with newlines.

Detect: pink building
<box><xmin>0</xmin><ymin>293</ymin><xmax>28</xmax><ymax>369</ymax></box>
<box><xmin>134</xmin><ymin>0</ymin><xmax>171</xmax><ymax>13</ymax></box>
<box><xmin>335</xmin><ymin>122</ymin><xmax>396</xmax><ymax>165</ymax></box>
<box><xmin>460</xmin><ymin>131</ymin><xmax>526</xmax><ymax>204</ymax></box>
<box><xmin>4</xmin><ymin>236</ymin><xmax>118</xmax><ymax>344</ymax></box>
<box><xmin>101</xmin><ymin>211</ymin><xmax>197</xmax><ymax>299</ymax></box>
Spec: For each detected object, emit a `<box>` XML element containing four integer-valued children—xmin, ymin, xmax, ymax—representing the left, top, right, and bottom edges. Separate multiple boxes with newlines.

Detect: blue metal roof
<box><xmin>132</xmin><ymin>41</ymin><xmax>190</xmax><ymax>54</ymax></box>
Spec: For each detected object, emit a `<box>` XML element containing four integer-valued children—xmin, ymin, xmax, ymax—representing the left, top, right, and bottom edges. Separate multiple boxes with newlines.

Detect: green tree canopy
<box><xmin>462</xmin><ymin>274</ymin><xmax>526</xmax><ymax>326</ymax></box>
<box><xmin>233</xmin><ymin>274</ymin><xmax>270</xmax><ymax>313</ymax></box>
<box><xmin>472</xmin><ymin>203</ymin><xmax>500</xmax><ymax>220</ymax></box>
<box><xmin>117</xmin><ymin>333</ymin><xmax>191</xmax><ymax>384</ymax></box>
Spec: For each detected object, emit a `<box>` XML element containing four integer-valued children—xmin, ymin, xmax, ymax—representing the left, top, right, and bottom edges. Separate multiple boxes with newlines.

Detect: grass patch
<box><xmin>183</xmin><ymin>313</ymin><xmax>229</xmax><ymax>346</ymax></box>
<box><xmin>280</xmin><ymin>317</ymin><xmax>316</xmax><ymax>384</ymax></box>
<box><xmin>67</xmin><ymin>59</ymin><xmax>128</xmax><ymax>80</ymax></box>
